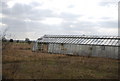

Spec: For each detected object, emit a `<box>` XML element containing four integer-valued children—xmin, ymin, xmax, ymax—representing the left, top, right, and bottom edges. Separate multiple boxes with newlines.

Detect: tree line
<box><xmin>2</xmin><ymin>37</ymin><xmax>34</xmax><ymax>44</ymax></box>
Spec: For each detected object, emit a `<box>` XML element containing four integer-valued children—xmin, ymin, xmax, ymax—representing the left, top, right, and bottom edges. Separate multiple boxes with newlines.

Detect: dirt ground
<box><xmin>2</xmin><ymin>42</ymin><xmax>119</xmax><ymax>79</ymax></box>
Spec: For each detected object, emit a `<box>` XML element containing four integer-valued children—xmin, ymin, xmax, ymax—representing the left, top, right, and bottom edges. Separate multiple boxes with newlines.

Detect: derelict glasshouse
<box><xmin>33</xmin><ymin>35</ymin><xmax>120</xmax><ymax>59</ymax></box>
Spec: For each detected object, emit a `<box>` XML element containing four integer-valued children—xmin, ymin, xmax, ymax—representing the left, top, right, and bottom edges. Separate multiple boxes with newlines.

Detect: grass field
<box><xmin>2</xmin><ymin>42</ymin><xmax>119</xmax><ymax>79</ymax></box>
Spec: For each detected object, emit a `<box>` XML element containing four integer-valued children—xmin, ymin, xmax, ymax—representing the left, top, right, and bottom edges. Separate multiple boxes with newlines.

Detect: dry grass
<box><xmin>2</xmin><ymin>42</ymin><xmax>119</xmax><ymax>79</ymax></box>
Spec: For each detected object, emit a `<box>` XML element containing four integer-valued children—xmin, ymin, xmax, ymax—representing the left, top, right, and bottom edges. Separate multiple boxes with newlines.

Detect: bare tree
<box><xmin>1</xmin><ymin>28</ymin><xmax>20</xmax><ymax>79</ymax></box>
<box><xmin>1</xmin><ymin>28</ymin><xmax>15</xmax><ymax>50</ymax></box>
<box><xmin>1</xmin><ymin>28</ymin><xmax>9</xmax><ymax>50</ymax></box>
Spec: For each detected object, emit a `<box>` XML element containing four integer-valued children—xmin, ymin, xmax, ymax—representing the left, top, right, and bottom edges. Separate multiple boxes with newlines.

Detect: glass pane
<box><xmin>90</xmin><ymin>39</ymin><xmax>98</xmax><ymax>44</ymax></box>
<box><xmin>97</xmin><ymin>39</ymin><xmax>105</xmax><ymax>45</ymax></box>
<box><xmin>108</xmin><ymin>39</ymin><xmax>115</xmax><ymax>45</ymax></box>
<box><xmin>100</xmin><ymin>39</ymin><xmax>108</xmax><ymax>45</ymax></box>
<box><xmin>87</xmin><ymin>39</ymin><xmax>95</xmax><ymax>44</ymax></box>
<box><xmin>104</xmin><ymin>39</ymin><xmax>111</xmax><ymax>45</ymax></box>
<box><xmin>94</xmin><ymin>39</ymin><xmax>101</xmax><ymax>45</ymax></box>
<box><xmin>73</xmin><ymin>38</ymin><xmax>79</xmax><ymax>44</ymax></box>
<box><xmin>80</xmin><ymin>38</ymin><xmax>86</xmax><ymax>44</ymax></box>
<box><xmin>78</xmin><ymin>38</ymin><xmax>85</xmax><ymax>44</ymax></box>
<box><xmin>83</xmin><ymin>39</ymin><xmax>91</xmax><ymax>44</ymax></box>
<box><xmin>76</xmin><ymin>38</ymin><xmax>82</xmax><ymax>44</ymax></box>
<box><xmin>112</xmin><ymin>40</ymin><xmax>118</xmax><ymax>45</ymax></box>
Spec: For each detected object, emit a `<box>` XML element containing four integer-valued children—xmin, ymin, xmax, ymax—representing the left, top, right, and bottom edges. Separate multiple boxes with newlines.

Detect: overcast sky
<box><xmin>1</xmin><ymin>0</ymin><xmax>119</xmax><ymax>40</ymax></box>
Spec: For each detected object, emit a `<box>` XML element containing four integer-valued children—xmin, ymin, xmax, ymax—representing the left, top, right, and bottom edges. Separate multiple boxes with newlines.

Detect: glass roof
<box><xmin>38</xmin><ymin>35</ymin><xmax>120</xmax><ymax>46</ymax></box>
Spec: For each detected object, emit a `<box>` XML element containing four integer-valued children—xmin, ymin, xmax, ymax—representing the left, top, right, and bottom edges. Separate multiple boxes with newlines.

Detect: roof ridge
<box><xmin>42</xmin><ymin>35</ymin><xmax>120</xmax><ymax>39</ymax></box>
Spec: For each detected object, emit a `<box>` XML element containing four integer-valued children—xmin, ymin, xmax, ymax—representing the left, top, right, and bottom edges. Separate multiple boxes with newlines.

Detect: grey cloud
<box><xmin>59</xmin><ymin>12</ymin><xmax>81</xmax><ymax>19</ymax></box>
<box><xmin>2</xmin><ymin>2</ymin><xmax>30</xmax><ymax>14</ymax></box>
<box><xmin>1</xmin><ymin>1</ymin><xmax>57</xmax><ymax>33</ymax></box>
<box><xmin>1</xmin><ymin>1</ymin><xmax>118</xmax><ymax>39</ymax></box>
<box><xmin>44</xmin><ymin>20</ymin><xmax>96</xmax><ymax>35</ymax></box>
<box><xmin>3</xmin><ymin>17</ymin><xmax>117</xmax><ymax>39</ymax></box>
<box><xmin>2</xmin><ymin>2</ymin><xmax>33</xmax><ymax>19</ymax></box>
<box><xmin>2</xmin><ymin>17</ymin><xmax>27</xmax><ymax>32</ymax></box>
<box><xmin>98</xmin><ymin>2</ymin><xmax>116</xmax><ymax>6</ymax></box>
<box><xmin>68</xmin><ymin>5</ymin><xmax>75</xmax><ymax>8</ymax></box>
<box><xmin>100</xmin><ymin>17</ymin><xmax>111</xmax><ymax>20</ymax></box>
<box><xmin>60</xmin><ymin>20</ymin><xmax>117</xmax><ymax>34</ymax></box>
<box><xmin>2</xmin><ymin>1</ymin><xmax>83</xmax><ymax>33</ymax></box>
<box><xmin>30</xmin><ymin>2</ymin><xmax>42</xmax><ymax>7</ymax></box>
<box><xmin>1</xmin><ymin>1</ymin><xmax>8</xmax><ymax>14</ymax></box>
<box><xmin>58</xmin><ymin>12</ymin><xmax>82</xmax><ymax>23</ymax></box>
<box><xmin>2</xmin><ymin>16</ymin><xmax>61</xmax><ymax>33</ymax></box>
<box><xmin>61</xmin><ymin>21</ymin><xmax>97</xmax><ymax>28</ymax></box>
<box><xmin>2</xmin><ymin>17</ymin><xmax>53</xmax><ymax>33</ymax></box>
<box><xmin>99</xmin><ymin>21</ymin><xmax>118</xmax><ymax>28</ymax></box>
<box><xmin>2</xmin><ymin>2</ymin><xmax>55</xmax><ymax>20</ymax></box>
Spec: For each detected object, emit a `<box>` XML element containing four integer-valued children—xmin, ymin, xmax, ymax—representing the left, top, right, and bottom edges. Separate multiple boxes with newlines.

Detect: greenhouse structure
<box><xmin>33</xmin><ymin>35</ymin><xmax>120</xmax><ymax>59</ymax></box>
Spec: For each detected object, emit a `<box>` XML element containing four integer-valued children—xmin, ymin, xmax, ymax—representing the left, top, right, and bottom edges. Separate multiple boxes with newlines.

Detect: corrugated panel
<box><xmin>97</xmin><ymin>39</ymin><xmax>104</xmax><ymax>45</ymax></box>
<box><xmin>73</xmin><ymin>38</ymin><xmax>79</xmax><ymax>44</ymax></box>
<box><xmin>113</xmin><ymin>40</ymin><xmax>118</xmax><ymax>45</ymax></box>
<box><xmin>84</xmin><ymin>39</ymin><xmax>92</xmax><ymax>44</ymax></box>
<box><xmin>100</xmin><ymin>39</ymin><xmax>108</xmax><ymax>45</ymax></box>
<box><xmin>104</xmin><ymin>39</ymin><xmax>111</xmax><ymax>45</ymax></box>
<box><xmin>81</xmin><ymin>38</ymin><xmax>88</xmax><ymax>44</ymax></box>
<box><xmin>90</xmin><ymin>39</ymin><xmax>98</xmax><ymax>45</ymax></box>
<box><xmin>108</xmin><ymin>39</ymin><xmax>114</xmax><ymax>45</ymax></box>
<box><xmin>75</xmin><ymin>38</ymin><xmax>82</xmax><ymax>44</ymax></box>
<box><xmin>87</xmin><ymin>39</ymin><xmax>94</xmax><ymax>44</ymax></box>
<box><xmin>37</xmin><ymin>35</ymin><xmax>120</xmax><ymax>46</ymax></box>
